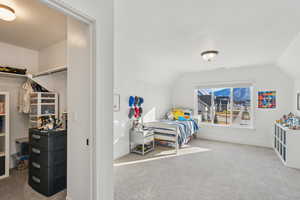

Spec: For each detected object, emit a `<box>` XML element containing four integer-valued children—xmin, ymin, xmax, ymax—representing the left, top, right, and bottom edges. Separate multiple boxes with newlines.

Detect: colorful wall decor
<box><xmin>258</xmin><ymin>91</ymin><xmax>276</xmax><ymax>109</ymax></box>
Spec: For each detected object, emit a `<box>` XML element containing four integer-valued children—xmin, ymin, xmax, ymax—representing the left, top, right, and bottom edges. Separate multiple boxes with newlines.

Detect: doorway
<box><xmin>0</xmin><ymin>0</ymin><xmax>96</xmax><ymax>199</ymax></box>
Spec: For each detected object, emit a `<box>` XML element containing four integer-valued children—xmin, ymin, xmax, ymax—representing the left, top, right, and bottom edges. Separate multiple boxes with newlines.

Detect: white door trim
<box><xmin>38</xmin><ymin>1</ymin><xmax>97</xmax><ymax>200</ymax></box>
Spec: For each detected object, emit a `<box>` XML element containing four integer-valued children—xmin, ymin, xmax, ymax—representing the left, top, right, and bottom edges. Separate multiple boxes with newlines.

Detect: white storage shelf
<box><xmin>130</xmin><ymin>129</ymin><xmax>155</xmax><ymax>155</ymax></box>
<box><xmin>0</xmin><ymin>92</ymin><xmax>9</xmax><ymax>179</ymax></box>
<box><xmin>29</xmin><ymin>92</ymin><xmax>58</xmax><ymax>129</ymax></box>
<box><xmin>274</xmin><ymin>123</ymin><xmax>300</xmax><ymax>169</ymax></box>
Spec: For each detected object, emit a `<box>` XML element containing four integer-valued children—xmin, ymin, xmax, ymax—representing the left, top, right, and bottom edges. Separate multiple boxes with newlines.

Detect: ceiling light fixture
<box><xmin>0</xmin><ymin>4</ymin><xmax>16</xmax><ymax>21</ymax></box>
<box><xmin>201</xmin><ymin>50</ymin><xmax>219</xmax><ymax>62</ymax></box>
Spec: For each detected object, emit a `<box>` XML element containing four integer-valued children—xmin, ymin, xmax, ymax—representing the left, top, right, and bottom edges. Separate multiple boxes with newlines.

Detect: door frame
<box><xmin>39</xmin><ymin>1</ymin><xmax>97</xmax><ymax>199</ymax></box>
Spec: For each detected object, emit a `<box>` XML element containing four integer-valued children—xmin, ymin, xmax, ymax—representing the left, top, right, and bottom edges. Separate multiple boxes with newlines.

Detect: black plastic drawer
<box><xmin>30</xmin><ymin>146</ymin><xmax>66</xmax><ymax>167</ymax></box>
<box><xmin>29</xmin><ymin>129</ymin><xmax>67</xmax><ymax>151</ymax></box>
<box><xmin>29</xmin><ymin>169</ymin><xmax>66</xmax><ymax>197</ymax></box>
<box><xmin>29</xmin><ymin>161</ymin><xmax>66</xmax><ymax>180</ymax></box>
<box><xmin>0</xmin><ymin>156</ymin><xmax>4</xmax><ymax>176</ymax></box>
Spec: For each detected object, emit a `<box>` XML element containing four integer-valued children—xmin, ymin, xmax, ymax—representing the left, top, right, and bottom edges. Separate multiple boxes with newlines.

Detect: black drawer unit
<box><xmin>29</xmin><ymin>129</ymin><xmax>66</xmax><ymax>151</ymax></box>
<box><xmin>29</xmin><ymin>161</ymin><xmax>66</xmax><ymax>179</ymax></box>
<box><xmin>29</xmin><ymin>172</ymin><xmax>66</xmax><ymax>197</ymax></box>
<box><xmin>28</xmin><ymin>129</ymin><xmax>67</xmax><ymax>197</ymax></box>
<box><xmin>30</xmin><ymin>145</ymin><xmax>66</xmax><ymax>167</ymax></box>
<box><xmin>0</xmin><ymin>156</ymin><xmax>4</xmax><ymax>176</ymax></box>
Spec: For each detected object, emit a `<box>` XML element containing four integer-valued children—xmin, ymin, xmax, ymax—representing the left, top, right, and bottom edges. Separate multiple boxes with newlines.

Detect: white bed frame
<box><xmin>145</xmin><ymin>122</ymin><xmax>180</xmax><ymax>154</ymax></box>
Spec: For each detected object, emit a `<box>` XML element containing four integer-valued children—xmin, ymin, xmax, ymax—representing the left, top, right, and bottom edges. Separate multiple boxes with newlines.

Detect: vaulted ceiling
<box><xmin>0</xmin><ymin>0</ymin><xmax>299</xmax><ymax>83</ymax></box>
<box><xmin>115</xmin><ymin>0</ymin><xmax>300</xmax><ymax>85</ymax></box>
<box><xmin>0</xmin><ymin>0</ymin><xmax>66</xmax><ymax>50</ymax></box>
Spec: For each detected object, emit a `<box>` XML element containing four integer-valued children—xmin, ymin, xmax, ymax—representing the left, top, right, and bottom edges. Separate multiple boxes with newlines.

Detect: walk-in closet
<box><xmin>0</xmin><ymin>0</ymin><xmax>94</xmax><ymax>198</ymax></box>
<box><xmin>0</xmin><ymin>0</ymin><xmax>68</xmax><ymax>199</ymax></box>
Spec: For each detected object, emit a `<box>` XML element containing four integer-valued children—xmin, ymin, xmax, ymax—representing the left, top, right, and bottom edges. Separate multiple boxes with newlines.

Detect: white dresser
<box><xmin>274</xmin><ymin>123</ymin><xmax>300</xmax><ymax>169</ymax></box>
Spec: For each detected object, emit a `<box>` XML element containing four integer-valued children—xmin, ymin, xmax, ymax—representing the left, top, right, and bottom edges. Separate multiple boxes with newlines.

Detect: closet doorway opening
<box><xmin>0</xmin><ymin>0</ymin><xmax>96</xmax><ymax>200</ymax></box>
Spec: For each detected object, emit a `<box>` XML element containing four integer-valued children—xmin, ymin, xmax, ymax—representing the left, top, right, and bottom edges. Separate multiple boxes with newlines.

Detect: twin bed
<box><xmin>145</xmin><ymin>119</ymin><xmax>199</xmax><ymax>153</ymax></box>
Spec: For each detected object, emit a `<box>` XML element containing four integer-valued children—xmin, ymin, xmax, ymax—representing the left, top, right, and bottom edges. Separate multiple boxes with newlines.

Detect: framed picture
<box><xmin>258</xmin><ymin>91</ymin><xmax>276</xmax><ymax>109</ymax></box>
<box><xmin>113</xmin><ymin>94</ymin><xmax>120</xmax><ymax>112</ymax></box>
<box><xmin>297</xmin><ymin>93</ymin><xmax>300</xmax><ymax>111</ymax></box>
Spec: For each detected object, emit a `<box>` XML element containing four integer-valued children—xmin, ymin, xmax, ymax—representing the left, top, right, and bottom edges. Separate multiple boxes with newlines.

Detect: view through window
<box><xmin>196</xmin><ymin>86</ymin><xmax>252</xmax><ymax>128</ymax></box>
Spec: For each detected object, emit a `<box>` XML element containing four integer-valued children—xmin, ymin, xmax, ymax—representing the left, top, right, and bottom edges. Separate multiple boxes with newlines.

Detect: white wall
<box><xmin>55</xmin><ymin>0</ymin><xmax>114</xmax><ymax>200</ymax></box>
<box><xmin>38</xmin><ymin>40</ymin><xmax>67</xmax><ymax>72</ymax></box>
<box><xmin>113</xmin><ymin>80</ymin><xmax>172</xmax><ymax>159</ymax></box>
<box><xmin>278</xmin><ymin>33</ymin><xmax>300</xmax><ymax>80</ymax></box>
<box><xmin>114</xmin><ymin>7</ymin><xmax>173</xmax><ymax>158</ymax></box>
<box><xmin>37</xmin><ymin>40</ymin><xmax>68</xmax><ymax>119</ymax></box>
<box><xmin>293</xmin><ymin>80</ymin><xmax>300</xmax><ymax>116</ymax></box>
<box><xmin>278</xmin><ymin>33</ymin><xmax>300</xmax><ymax>116</ymax></box>
<box><xmin>0</xmin><ymin>41</ymin><xmax>39</xmax><ymax>74</ymax></box>
<box><xmin>172</xmin><ymin>65</ymin><xmax>293</xmax><ymax>148</ymax></box>
<box><xmin>0</xmin><ymin>41</ymin><xmax>39</xmax><ymax>167</ymax></box>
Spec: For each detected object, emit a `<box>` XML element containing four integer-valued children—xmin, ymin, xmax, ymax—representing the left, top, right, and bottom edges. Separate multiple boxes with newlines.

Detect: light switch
<box><xmin>70</xmin><ymin>112</ymin><xmax>78</xmax><ymax>122</ymax></box>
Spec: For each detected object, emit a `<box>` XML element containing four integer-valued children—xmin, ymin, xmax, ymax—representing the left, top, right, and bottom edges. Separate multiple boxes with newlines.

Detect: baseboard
<box><xmin>197</xmin><ymin>136</ymin><xmax>272</xmax><ymax>149</ymax></box>
<box><xmin>114</xmin><ymin>150</ymin><xmax>130</xmax><ymax>160</ymax></box>
<box><xmin>66</xmin><ymin>196</ymin><xmax>72</xmax><ymax>200</ymax></box>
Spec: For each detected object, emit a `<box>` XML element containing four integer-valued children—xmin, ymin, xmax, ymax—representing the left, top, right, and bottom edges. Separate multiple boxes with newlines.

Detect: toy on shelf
<box><xmin>276</xmin><ymin>112</ymin><xmax>300</xmax><ymax>130</ymax></box>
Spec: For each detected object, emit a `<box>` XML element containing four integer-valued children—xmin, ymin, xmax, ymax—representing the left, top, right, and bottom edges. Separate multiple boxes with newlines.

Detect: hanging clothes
<box><xmin>18</xmin><ymin>80</ymin><xmax>33</xmax><ymax>114</ymax></box>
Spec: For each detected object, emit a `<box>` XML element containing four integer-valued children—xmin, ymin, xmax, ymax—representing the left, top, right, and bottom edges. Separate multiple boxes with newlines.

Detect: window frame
<box><xmin>194</xmin><ymin>84</ymin><xmax>254</xmax><ymax>129</ymax></box>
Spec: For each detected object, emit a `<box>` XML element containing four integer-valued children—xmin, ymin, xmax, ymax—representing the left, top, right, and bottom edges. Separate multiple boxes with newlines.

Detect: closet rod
<box><xmin>32</xmin><ymin>66</ymin><xmax>67</xmax><ymax>78</ymax></box>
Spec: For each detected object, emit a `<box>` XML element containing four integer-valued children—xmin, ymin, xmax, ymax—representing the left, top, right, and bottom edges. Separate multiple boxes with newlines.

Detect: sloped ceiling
<box><xmin>0</xmin><ymin>0</ymin><xmax>66</xmax><ymax>50</ymax></box>
<box><xmin>278</xmin><ymin>33</ymin><xmax>300</xmax><ymax>79</ymax></box>
<box><xmin>115</xmin><ymin>0</ymin><xmax>300</xmax><ymax>85</ymax></box>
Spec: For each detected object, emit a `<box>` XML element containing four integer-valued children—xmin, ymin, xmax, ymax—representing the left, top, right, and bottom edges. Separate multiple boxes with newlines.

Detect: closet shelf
<box><xmin>0</xmin><ymin>152</ymin><xmax>4</xmax><ymax>157</ymax></box>
<box><xmin>0</xmin><ymin>133</ymin><xmax>5</xmax><ymax>137</ymax></box>
<box><xmin>31</xmin><ymin>103</ymin><xmax>56</xmax><ymax>106</ymax></box>
<box><xmin>31</xmin><ymin>97</ymin><xmax>56</xmax><ymax>100</ymax></box>
<box><xmin>31</xmin><ymin>66</ymin><xmax>67</xmax><ymax>78</ymax></box>
<box><xmin>0</xmin><ymin>66</ymin><xmax>67</xmax><ymax>79</ymax></box>
<box><xmin>0</xmin><ymin>72</ymin><xmax>27</xmax><ymax>78</ymax></box>
<box><xmin>30</xmin><ymin>114</ymin><xmax>56</xmax><ymax>117</ymax></box>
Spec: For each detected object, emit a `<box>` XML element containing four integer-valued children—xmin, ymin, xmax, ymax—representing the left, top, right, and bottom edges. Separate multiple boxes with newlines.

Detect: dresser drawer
<box><xmin>29</xmin><ymin>169</ymin><xmax>66</xmax><ymax>197</ymax></box>
<box><xmin>29</xmin><ymin>129</ymin><xmax>67</xmax><ymax>151</ymax></box>
<box><xmin>30</xmin><ymin>145</ymin><xmax>66</xmax><ymax>167</ymax></box>
<box><xmin>29</xmin><ymin>161</ymin><xmax>66</xmax><ymax>180</ymax></box>
<box><xmin>0</xmin><ymin>156</ymin><xmax>4</xmax><ymax>176</ymax></box>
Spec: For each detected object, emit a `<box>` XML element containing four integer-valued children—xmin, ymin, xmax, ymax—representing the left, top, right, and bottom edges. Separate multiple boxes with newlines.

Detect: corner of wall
<box><xmin>38</xmin><ymin>40</ymin><xmax>67</xmax><ymax>72</ymax></box>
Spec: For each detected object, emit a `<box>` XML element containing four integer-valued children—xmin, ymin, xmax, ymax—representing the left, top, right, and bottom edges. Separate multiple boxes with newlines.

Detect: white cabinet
<box><xmin>274</xmin><ymin>123</ymin><xmax>300</xmax><ymax>169</ymax></box>
<box><xmin>0</xmin><ymin>92</ymin><xmax>9</xmax><ymax>179</ymax></box>
<box><xmin>29</xmin><ymin>92</ymin><xmax>58</xmax><ymax>128</ymax></box>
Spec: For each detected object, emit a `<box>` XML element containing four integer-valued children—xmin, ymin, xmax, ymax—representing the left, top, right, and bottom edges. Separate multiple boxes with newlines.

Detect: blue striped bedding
<box><xmin>148</xmin><ymin>119</ymin><xmax>199</xmax><ymax>145</ymax></box>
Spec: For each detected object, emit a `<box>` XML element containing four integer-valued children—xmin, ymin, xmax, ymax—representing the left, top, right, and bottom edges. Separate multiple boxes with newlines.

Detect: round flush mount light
<box><xmin>0</xmin><ymin>4</ymin><xmax>16</xmax><ymax>21</ymax></box>
<box><xmin>201</xmin><ymin>50</ymin><xmax>219</xmax><ymax>62</ymax></box>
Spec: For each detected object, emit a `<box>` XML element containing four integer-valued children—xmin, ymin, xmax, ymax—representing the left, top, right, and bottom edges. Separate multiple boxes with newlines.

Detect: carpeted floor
<box><xmin>114</xmin><ymin>139</ymin><xmax>300</xmax><ymax>200</ymax></box>
<box><xmin>2</xmin><ymin>139</ymin><xmax>300</xmax><ymax>200</ymax></box>
<box><xmin>0</xmin><ymin>169</ymin><xmax>66</xmax><ymax>200</ymax></box>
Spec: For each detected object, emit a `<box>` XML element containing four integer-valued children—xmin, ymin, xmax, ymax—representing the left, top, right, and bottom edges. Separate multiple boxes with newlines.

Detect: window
<box><xmin>196</xmin><ymin>86</ymin><xmax>253</xmax><ymax>128</ymax></box>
